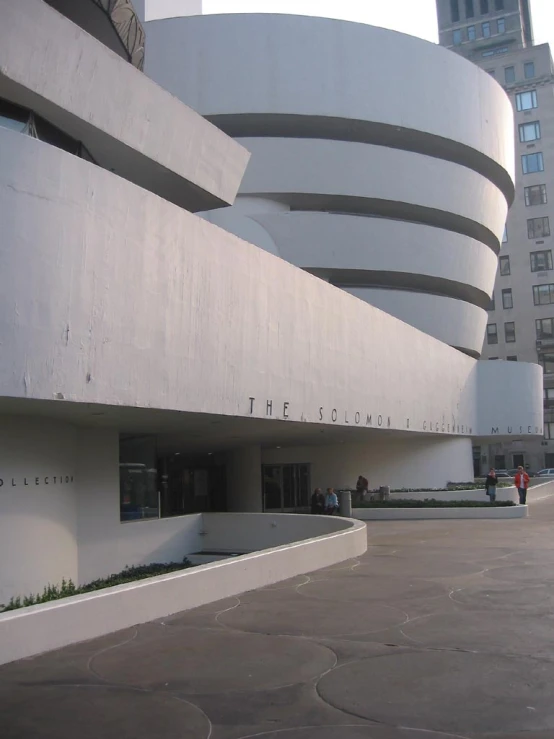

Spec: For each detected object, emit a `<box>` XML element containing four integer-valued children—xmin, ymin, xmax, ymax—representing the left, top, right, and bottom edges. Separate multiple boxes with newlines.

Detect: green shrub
<box><xmin>391</xmin><ymin>483</ymin><xmax>511</xmax><ymax>492</ymax></box>
<box><xmin>358</xmin><ymin>499</ymin><xmax>516</xmax><ymax>508</ymax></box>
<box><xmin>1</xmin><ymin>559</ymin><xmax>193</xmax><ymax>612</ymax></box>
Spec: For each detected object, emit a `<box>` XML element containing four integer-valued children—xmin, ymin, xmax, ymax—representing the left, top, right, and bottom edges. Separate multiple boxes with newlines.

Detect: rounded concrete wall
<box><xmin>144</xmin><ymin>13</ymin><xmax>515</xmax><ymax>356</ymax></box>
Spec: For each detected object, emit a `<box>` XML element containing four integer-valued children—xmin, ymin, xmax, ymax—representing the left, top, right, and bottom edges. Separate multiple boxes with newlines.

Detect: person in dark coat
<box><xmin>485</xmin><ymin>468</ymin><xmax>497</xmax><ymax>502</ymax></box>
<box><xmin>311</xmin><ymin>487</ymin><xmax>325</xmax><ymax>514</ymax></box>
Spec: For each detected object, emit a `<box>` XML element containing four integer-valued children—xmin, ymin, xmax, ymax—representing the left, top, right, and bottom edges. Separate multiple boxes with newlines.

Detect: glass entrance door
<box><xmin>262</xmin><ymin>464</ymin><xmax>310</xmax><ymax>512</ymax></box>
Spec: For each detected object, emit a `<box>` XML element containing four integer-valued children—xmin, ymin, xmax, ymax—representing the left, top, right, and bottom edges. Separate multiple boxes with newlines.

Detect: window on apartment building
<box><xmin>522</xmin><ymin>152</ymin><xmax>544</xmax><ymax>174</ymax></box>
<box><xmin>505</xmin><ymin>321</ymin><xmax>516</xmax><ymax>342</ymax></box>
<box><xmin>482</xmin><ymin>21</ymin><xmax>491</xmax><ymax>37</ymax></box>
<box><xmin>507</xmin><ymin>355</ymin><xmax>517</xmax><ymax>361</ymax></box>
<box><xmin>533</xmin><ymin>284</ymin><xmax>554</xmax><ymax>305</ymax></box>
<box><xmin>537</xmin><ymin>317</ymin><xmax>554</xmax><ymax>340</ymax></box>
<box><xmin>540</xmin><ymin>354</ymin><xmax>554</xmax><ymax>373</ymax></box>
<box><xmin>451</xmin><ymin>0</ymin><xmax>460</xmax><ymax>22</ymax></box>
<box><xmin>497</xmin><ymin>18</ymin><xmax>505</xmax><ymax>34</ymax></box>
<box><xmin>468</xmin><ymin>25</ymin><xmax>476</xmax><ymax>41</ymax></box>
<box><xmin>504</xmin><ymin>66</ymin><xmax>515</xmax><ymax>83</ymax></box>
<box><xmin>487</xmin><ymin>323</ymin><xmax>498</xmax><ymax>344</ymax></box>
<box><xmin>494</xmin><ymin>0</ymin><xmax>504</xmax><ymax>8</ymax></box>
<box><xmin>545</xmin><ymin>422</ymin><xmax>554</xmax><ymax>440</ymax></box>
<box><xmin>530</xmin><ymin>250</ymin><xmax>553</xmax><ymax>271</ymax></box>
<box><xmin>499</xmin><ymin>255</ymin><xmax>511</xmax><ymax>275</ymax></box>
<box><xmin>502</xmin><ymin>225</ymin><xmax>508</xmax><ymax>243</ymax></box>
<box><xmin>489</xmin><ymin>293</ymin><xmax>496</xmax><ymax>310</ymax></box>
<box><xmin>544</xmin><ymin>387</ymin><xmax>554</xmax><ymax>401</ymax></box>
<box><xmin>465</xmin><ymin>0</ymin><xmax>475</xmax><ymax>18</ymax></box>
<box><xmin>502</xmin><ymin>288</ymin><xmax>513</xmax><ymax>309</ymax></box>
<box><xmin>528</xmin><ymin>216</ymin><xmax>550</xmax><ymax>239</ymax></box>
<box><xmin>516</xmin><ymin>90</ymin><xmax>538</xmax><ymax>111</ymax></box>
<box><xmin>519</xmin><ymin>121</ymin><xmax>541</xmax><ymax>142</ymax></box>
<box><xmin>525</xmin><ymin>184</ymin><xmax>547</xmax><ymax>206</ymax></box>
<box><xmin>480</xmin><ymin>0</ymin><xmax>488</xmax><ymax>13</ymax></box>
<box><xmin>453</xmin><ymin>29</ymin><xmax>463</xmax><ymax>45</ymax></box>
<box><xmin>488</xmin><ymin>357</ymin><xmax>499</xmax><ymax>360</ymax></box>
<box><xmin>524</xmin><ymin>61</ymin><xmax>536</xmax><ymax>79</ymax></box>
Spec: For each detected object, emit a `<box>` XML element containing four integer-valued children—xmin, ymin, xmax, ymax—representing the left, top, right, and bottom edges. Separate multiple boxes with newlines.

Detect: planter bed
<box><xmin>358</xmin><ymin>500</ymin><xmax>515</xmax><ymax>508</ymax></box>
<box><xmin>354</xmin><ymin>501</ymin><xmax>527</xmax><ymax>521</ymax></box>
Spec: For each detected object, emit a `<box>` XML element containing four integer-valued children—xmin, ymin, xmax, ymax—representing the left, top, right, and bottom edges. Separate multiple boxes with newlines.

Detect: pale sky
<box><xmin>146</xmin><ymin>0</ymin><xmax>554</xmax><ymax>49</ymax></box>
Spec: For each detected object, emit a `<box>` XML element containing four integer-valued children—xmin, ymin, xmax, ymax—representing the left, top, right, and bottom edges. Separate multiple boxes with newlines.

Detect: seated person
<box><xmin>324</xmin><ymin>487</ymin><xmax>339</xmax><ymax>515</ymax></box>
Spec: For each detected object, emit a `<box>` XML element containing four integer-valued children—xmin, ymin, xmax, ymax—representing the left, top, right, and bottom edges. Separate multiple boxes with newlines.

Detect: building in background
<box><xmin>437</xmin><ymin>0</ymin><xmax>554</xmax><ymax>473</ymax></box>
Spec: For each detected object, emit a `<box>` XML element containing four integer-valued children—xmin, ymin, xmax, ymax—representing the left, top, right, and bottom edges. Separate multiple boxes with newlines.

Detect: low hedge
<box><xmin>358</xmin><ymin>499</ymin><xmax>516</xmax><ymax>509</ymax></box>
<box><xmin>391</xmin><ymin>483</ymin><xmax>511</xmax><ymax>492</ymax></box>
<box><xmin>1</xmin><ymin>560</ymin><xmax>193</xmax><ymax>612</ymax></box>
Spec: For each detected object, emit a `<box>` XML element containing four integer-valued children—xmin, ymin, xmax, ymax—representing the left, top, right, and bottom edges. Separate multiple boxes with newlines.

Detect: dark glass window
<box><xmin>505</xmin><ymin>66</ymin><xmax>515</xmax><ymax>83</ymax></box>
<box><xmin>502</xmin><ymin>288</ymin><xmax>513</xmax><ymax>309</ymax></box>
<box><xmin>528</xmin><ymin>216</ymin><xmax>550</xmax><ymax>239</ymax></box>
<box><xmin>536</xmin><ymin>318</ymin><xmax>554</xmax><ymax>340</ymax></box>
<box><xmin>480</xmin><ymin>0</ymin><xmax>488</xmax><ymax>12</ymax></box>
<box><xmin>451</xmin><ymin>0</ymin><xmax>460</xmax><ymax>22</ymax></box>
<box><xmin>505</xmin><ymin>321</ymin><xmax>516</xmax><ymax>343</ymax></box>
<box><xmin>530</xmin><ymin>250</ymin><xmax>553</xmax><ymax>272</ymax></box>
<box><xmin>465</xmin><ymin>0</ymin><xmax>475</xmax><ymax>18</ymax></box>
<box><xmin>487</xmin><ymin>323</ymin><xmax>498</xmax><ymax>344</ymax></box>
<box><xmin>499</xmin><ymin>255</ymin><xmax>511</xmax><ymax>275</ymax></box>
<box><xmin>525</xmin><ymin>184</ymin><xmax>547</xmax><ymax>206</ymax></box>
<box><xmin>533</xmin><ymin>284</ymin><xmax>554</xmax><ymax>305</ymax></box>
<box><xmin>524</xmin><ymin>61</ymin><xmax>535</xmax><ymax>78</ymax></box>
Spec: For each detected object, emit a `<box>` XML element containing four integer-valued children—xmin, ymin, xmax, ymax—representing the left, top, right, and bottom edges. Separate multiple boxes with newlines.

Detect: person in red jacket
<box><xmin>515</xmin><ymin>466</ymin><xmax>530</xmax><ymax>505</ymax></box>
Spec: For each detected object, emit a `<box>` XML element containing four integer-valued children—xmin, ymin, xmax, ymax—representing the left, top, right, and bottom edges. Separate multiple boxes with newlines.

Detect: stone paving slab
<box><xmin>3</xmin><ymin>490</ymin><xmax>554</xmax><ymax>738</ymax></box>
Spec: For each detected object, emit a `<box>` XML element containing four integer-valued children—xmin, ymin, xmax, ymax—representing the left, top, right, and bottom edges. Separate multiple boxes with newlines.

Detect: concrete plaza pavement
<box><xmin>3</xmin><ymin>486</ymin><xmax>554</xmax><ymax>738</ymax></box>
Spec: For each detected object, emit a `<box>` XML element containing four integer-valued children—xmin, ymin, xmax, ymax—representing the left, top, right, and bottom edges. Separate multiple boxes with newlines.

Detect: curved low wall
<box><xmin>355</xmin><ymin>506</ymin><xmax>527</xmax><ymax>520</ymax></box>
<box><xmin>0</xmin><ymin>512</ymin><xmax>367</xmax><ymax>666</ymax></box>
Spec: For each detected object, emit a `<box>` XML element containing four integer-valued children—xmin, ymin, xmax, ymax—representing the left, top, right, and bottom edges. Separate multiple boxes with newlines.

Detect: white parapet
<box><xmin>0</xmin><ymin>513</ymin><xmax>367</xmax><ymax>666</ymax></box>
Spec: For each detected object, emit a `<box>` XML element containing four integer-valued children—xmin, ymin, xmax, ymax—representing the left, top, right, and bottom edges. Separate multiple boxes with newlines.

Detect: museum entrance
<box><xmin>119</xmin><ymin>434</ymin><xmax>227</xmax><ymax>521</ymax></box>
<box><xmin>262</xmin><ymin>463</ymin><xmax>311</xmax><ymax>512</ymax></box>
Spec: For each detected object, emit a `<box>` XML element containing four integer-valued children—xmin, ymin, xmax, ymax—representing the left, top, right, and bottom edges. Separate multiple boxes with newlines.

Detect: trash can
<box><xmin>339</xmin><ymin>489</ymin><xmax>352</xmax><ymax>517</ymax></box>
<box><xmin>379</xmin><ymin>486</ymin><xmax>390</xmax><ymax>501</ymax></box>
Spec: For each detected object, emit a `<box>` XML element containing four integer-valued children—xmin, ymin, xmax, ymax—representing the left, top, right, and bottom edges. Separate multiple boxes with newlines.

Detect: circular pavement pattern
<box><xmin>217</xmin><ymin>596</ymin><xmax>407</xmax><ymax>637</ymax></box>
<box><xmin>2</xmin><ymin>685</ymin><xmax>208</xmax><ymax>739</ymax></box>
<box><xmin>450</xmin><ymin>582</ymin><xmax>554</xmax><ymax>612</ymax></box>
<box><xmin>92</xmin><ymin>628</ymin><xmax>336</xmax><ymax>693</ymax></box>
<box><xmin>296</xmin><ymin>576</ymin><xmax>447</xmax><ymax>604</ymax></box>
<box><xmin>234</xmin><ymin>726</ymin><xmax>470</xmax><ymax>739</ymax></box>
<box><xmin>317</xmin><ymin>650</ymin><xmax>554</xmax><ymax>734</ymax></box>
<box><xmin>485</xmin><ymin>563</ymin><xmax>554</xmax><ymax>584</ymax></box>
<box><xmin>398</xmin><ymin>610</ymin><xmax>554</xmax><ymax>657</ymax></box>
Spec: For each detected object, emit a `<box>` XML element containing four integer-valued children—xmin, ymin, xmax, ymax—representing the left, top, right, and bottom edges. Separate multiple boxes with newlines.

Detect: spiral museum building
<box><xmin>0</xmin><ymin>1</ymin><xmax>544</xmax><ymax>614</ymax></box>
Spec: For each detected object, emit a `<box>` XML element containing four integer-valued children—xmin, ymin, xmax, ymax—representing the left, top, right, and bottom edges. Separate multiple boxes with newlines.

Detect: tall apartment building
<box><xmin>437</xmin><ymin>0</ymin><xmax>554</xmax><ymax>473</ymax></box>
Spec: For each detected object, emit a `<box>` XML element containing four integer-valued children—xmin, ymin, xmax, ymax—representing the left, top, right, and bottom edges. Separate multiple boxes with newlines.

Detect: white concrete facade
<box><xmin>143</xmin><ymin>12</ymin><xmax>515</xmax><ymax>357</ymax></box>
<box><xmin>0</xmin><ymin>3</ymin><xmax>543</xmax><ymax>619</ymax></box>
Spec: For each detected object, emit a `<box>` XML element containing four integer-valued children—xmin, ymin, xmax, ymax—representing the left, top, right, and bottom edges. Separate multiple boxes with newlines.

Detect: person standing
<box><xmin>324</xmin><ymin>487</ymin><xmax>339</xmax><ymax>515</ymax></box>
<box><xmin>485</xmin><ymin>468</ymin><xmax>497</xmax><ymax>502</ymax></box>
<box><xmin>356</xmin><ymin>475</ymin><xmax>369</xmax><ymax>500</ymax></box>
<box><xmin>310</xmin><ymin>487</ymin><xmax>325</xmax><ymax>515</ymax></box>
<box><xmin>514</xmin><ymin>466</ymin><xmax>530</xmax><ymax>505</ymax></box>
